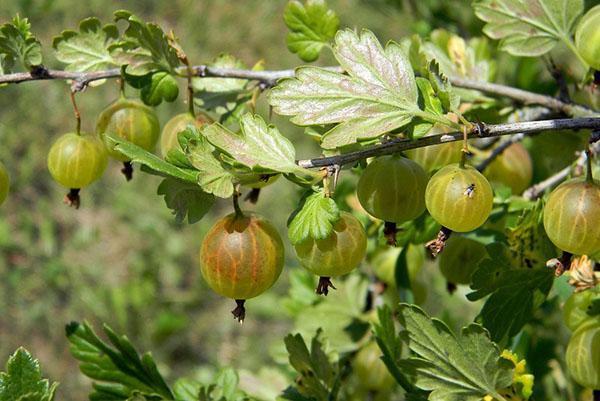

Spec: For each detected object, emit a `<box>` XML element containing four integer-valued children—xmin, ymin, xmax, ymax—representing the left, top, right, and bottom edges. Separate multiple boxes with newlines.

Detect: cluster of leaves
<box><xmin>0</xmin><ymin>16</ymin><xmax>42</xmax><ymax>74</ymax></box>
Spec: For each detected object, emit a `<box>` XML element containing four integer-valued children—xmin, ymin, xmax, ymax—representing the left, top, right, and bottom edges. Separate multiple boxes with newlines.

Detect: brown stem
<box><xmin>69</xmin><ymin>90</ymin><xmax>81</xmax><ymax>135</ymax></box>
<box><xmin>233</xmin><ymin>187</ymin><xmax>244</xmax><ymax>218</ymax></box>
<box><xmin>476</xmin><ymin>134</ymin><xmax>525</xmax><ymax>172</ymax></box>
<box><xmin>426</xmin><ymin>226</ymin><xmax>452</xmax><ymax>257</ymax></box>
<box><xmin>64</xmin><ymin>188</ymin><xmax>80</xmax><ymax>209</ymax></box>
<box><xmin>383</xmin><ymin>221</ymin><xmax>398</xmax><ymax>247</ymax></box>
<box><xmin>121</xmin><ymin>161</ymin><xmax>133</xmax><ymax>181</ymax></box>
<box><xmin>231</xmin><ymin>299</ymin><xmax>246</xmax><ymax>323</ymax></box>
<box><xmin>316</xmin><ymin>276</ymin><xmax>336</xmax><ymax>296</ymax></box>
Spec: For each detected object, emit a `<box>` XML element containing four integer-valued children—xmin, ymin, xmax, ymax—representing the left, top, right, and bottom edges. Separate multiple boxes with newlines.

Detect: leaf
<box><xmin>157</xmin><ymin>178</ymin><xmax>215</xmax><ymax>224</ymax></box>
<box><xmin>473</xmin><ymin>0</ymin><xmax>584</xmax><ymax>56</ymax></box>
<box><xmin>202</xmin><ymin>114</ymin><xmax>315</xmax><ymax>180</ymax></box>
<box><xmin>106</xmin><ymin>134</ymin><xmax>199</xmax><ymax>183</ymax></box>
<box><xmin>65</xmin><ymin>321</ymin><xmax>174</xmax><ymax>401</ymax></box>
<box><xmin>0</xmin><ymin>348</ymin><xmax>57</xmax><ymax>401</ymax></box>
<box><xmin>287</xmin><ymin>190</ymin><xmax>340</xmax><ymax>244</ymax></box>
<box><xmin>53</xmin><ymin>17</ymin><xmax>119</xmax><ymax>75</ymax></box>
<box><xmin>270</xmin><ymin>29</ymin><xmax>423</xmax><ymax>149</ymax></box>
<box><xmin>398</xmin><ymin>304</ymin><xmax>514</xmax><ymax>401</ymax></box>
<box><xmin>110</xmin><ymin>10</ymin><xmax>180</xmax><ymax>75</ymax></box>
<box><xmin>284</xmin><ymin>0</ymin><xmax>339</xmax><ymax>62</ymax></box>
<box><xmin>0</xmin><ymin>16</ymin><xmax>42</xmax><ymax>72</ymax></box>
<box><xmin>140</xmin><ymin>71</ymin><xmax>179</xmax><ymax>106</ymax></box>
<box><xmin>467</xmin><ymin>242</ymin><xmax>555</xmax><ymax>343</ymax></box>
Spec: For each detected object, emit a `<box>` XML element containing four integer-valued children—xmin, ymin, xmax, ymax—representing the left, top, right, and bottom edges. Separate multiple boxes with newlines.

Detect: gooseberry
<box><xmin>293</xmin><ymin>211</ymin><xmax>367</xmax><ymax>294</ymax></box>
<box><xmin>353</xmin><ymin>341</ymin><xmax>395</xmax><ymax>392</ymax></box>
<box><xmin>199</xmin><ymin>212</ymin><xmax>284</xmax><ymax>321</ymax></box>
<box><xmin>425</xmin><ymin>163</ymin><xmax>493</xmax><ymax>232</ymax></box>
<box><xmin>563</xmin><ymin>288</ymin><xmax>599</xmax><ymax>331</ymax></box>
<box><xmin>357</xmin><ymin>155</ymin><xmax>428</xmax><ymax>223</ymax></box>
<box><xmin>160</xmin><ymin>112</ymin><xmax>213</xmax><ymax>157</ymax></box>
<box><xmin>543</xmin><ymin>179</ymin><xmax>600</xmax><ymax>255</ymax></box>
<box><xmin>566</xmin><ymin>318</ymin><xmax>600</xmax><ymax>389</ymax></box>
<box><xmin>575</xmin><ymin>5</ymin><xmax>600</xmax><ymax>70</ymax></box>
<box><xmin>484</xmin><ymin>142</ymin><xmax>532</xmax><ymax>194</ymax></box>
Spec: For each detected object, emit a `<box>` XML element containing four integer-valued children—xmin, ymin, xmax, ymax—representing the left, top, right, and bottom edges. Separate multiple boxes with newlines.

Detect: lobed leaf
<box><xmin>473</xmin><ymin>0</ymin><xmax>584</xmax><ymax>56</ymax></box>
<box><xmin>287</xmin><ymin>190</ymin><xmax>340</xmax><ymax>244</ymax></box>
<box><xmin>0</xmin><ymin>16</ymin><xmax>42</xmax><ymax>72</ymax></box>
<box><xmin>284</xmin><ymin>0</ymin><xmax>339</xmax><ymax>62</ymax></box>
<box><xmin>53</xmin><ymin>17</ymin><xmax>119</xmax><ymax>75</ymax></box>
<box><xmin>269</xmin><ymin>29</ymin><xmax>424</xmax><ymax>149</ymax></box>
<box><xmin>0</xmin><ymin>348</ymin><xmax>57</xmax><ymax>401</ymax></box>
<box><xmin>157</xmin><ymin>178</ymin><xmax>215</xmax><ymax>224</ymax></box>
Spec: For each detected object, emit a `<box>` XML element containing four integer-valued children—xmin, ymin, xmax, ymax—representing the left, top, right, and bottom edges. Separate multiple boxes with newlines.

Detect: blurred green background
<box><xmin>0</xmin><ymin>1</ymin><xmax>589</xmax><ymax>400</ymax></box>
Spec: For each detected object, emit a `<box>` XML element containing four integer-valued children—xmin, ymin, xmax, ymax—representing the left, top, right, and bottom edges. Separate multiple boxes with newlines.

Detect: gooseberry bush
<box><xmin>1</xmin><ymin>1</ymin><xmax>600</xmax><ymax>400</ymax></box>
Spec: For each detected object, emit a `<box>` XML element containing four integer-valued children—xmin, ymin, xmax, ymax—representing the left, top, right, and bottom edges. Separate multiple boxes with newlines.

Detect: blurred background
<box><xmin>0</xmin><ymin>1</ymin><xmax>593</xmax><ymax>400</ymax></box>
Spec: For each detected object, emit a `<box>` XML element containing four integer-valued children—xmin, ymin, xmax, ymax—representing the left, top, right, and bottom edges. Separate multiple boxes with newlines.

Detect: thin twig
<box><xmin>0</xmin><ymin>66</ymin><xmax>596</xmax><ymax>116</ymax></box>
<box><xmin>476</xmin><ymin>133</ymin><xmax>525</xmax><ymax>172</ymax></box>
<box><xmin>296</xmin><ymin>118</ymin><xmax>600</xmax><ymax>169</ymax></box>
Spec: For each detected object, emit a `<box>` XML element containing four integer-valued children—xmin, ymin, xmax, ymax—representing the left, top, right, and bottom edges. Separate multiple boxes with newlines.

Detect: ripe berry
<box><xmin>357</xmin><ymin>155</ymin><xmax>428</xmax><ymax>223</ymax></box>
<box><xmin>0</xmin><ymin>161</ymin><xmax>9</xmax><ymax>205</ymax></box>
<box><xmin>484</xmin><ymin>142</ymin><xmax>532</xmax><ymax>194</ymax></box>
<box><xmin>47</xmin><ymin>132</ymin><xmax>108</xmax><ymax>207</ymax></box>
<box><xmin>575</xmin><ymin>5</ymin><xmax>600</xmax><ymax>70</ymax></box>
<box><xmin>543</xmin><ymin>179</ymin><xmax>600</xmax><ymax>255</ymax></box>
<box><xmin>293</xmin><ymin>211</ymin><xmax>367</xmax><ymax>294</ymax></box>
<box><xmin>439</xmin><ymin>236</ymin><xmax>488</xmax><ymax>285</ymax></box>
<box><xmin>160</xmin><ymin>112</ymin><xmax>213</xmax><ymax>157</ymax></box>
<box><xmin>353</xmin><ymin>341</ymin><xmax>395</xmax><ymax>392</ymax></box>
<box><xmin>96</xmin><ymin>97</ymin><xmax>160</xmax><ymax>161</ymax></box>
<box><xmin>199</xmin><ymin>212</ymin><xmax>284</xmax><ymax>321</ymax></box>
<box><xmin>566</xmin><ymin>318</ymin><xmax>600</xmax><ymax>389</ymax></box>
<box><xmin>425</xmin><ymin>163</ymin><xmax>493</xmax><ymax>232</ymax></box>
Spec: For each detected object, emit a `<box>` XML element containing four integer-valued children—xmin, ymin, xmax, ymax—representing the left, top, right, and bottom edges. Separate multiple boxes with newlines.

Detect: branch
<box><xmin>0</xmin><ymin>66</ymin><xmax>596</xmax><ymax>116</ymax></box>
<box><xmin>296</xmin><ymin>118</ymin><xmax>600</xmax><ymax>168</ymax></box>
<box><xmin>475</xmin><ymin>133</ymin><xmax>525</xmax><ymax>172</ymax></box>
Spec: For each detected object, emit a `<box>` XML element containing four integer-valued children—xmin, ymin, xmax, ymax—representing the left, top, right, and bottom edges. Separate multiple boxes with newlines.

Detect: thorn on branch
<box><xmin>64</xmin><ymin>188</ymin><xmax>81</xmax><ymax>209</ymax></box>
<box><xmin>471</xmin><ymin>122</ymin><xmax>489</xmax><ymax>137</ymax></box>
<box><xmin>231</xmin><ymin>299</ymin><xmax>246</xmax><ymax>324</ymax></box>
<box><xmin>426</xmin><ymin>226</ymin><xmax>452</xmax><ymax>257</ymax></box>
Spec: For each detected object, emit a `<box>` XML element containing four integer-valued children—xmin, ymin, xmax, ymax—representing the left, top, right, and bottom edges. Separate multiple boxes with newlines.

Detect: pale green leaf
<box><xmin>473</xmin><ymin>0</ymin><xmax>584</xmax><ymax>56</ymax></box>
<box><xmin>399</xmin><ymin>304</ymin><xmax>514</xmax><ymax>401</ymax></box>
<box><xmin>0</xmin><ymin>348</ymin><xmax>57</xmax><ymax>401</ymax></box>
<box><xmin>284</xmin><ymin>0</ymin><xmax>339</xmax><ymax>62</ymax></box>
<box><xmin>157</xmin><ymin>178</ymin><xmax>215</xmax><ymax>224</ymax></box>
<box><xmin>0</xmin><ymin>16</ymin><xmax>42</xmax><ymax>71</ymax></box>
<box><xmin>287</xmin><ymin>190</ymin><xmax>340</xmax><ymax>244</ymax></box>
<box><xmin>269</xmin><ymin>29</ymin><xmax>420</xmax><ymax>149</ymax></box>
<box><xmin>53</xmin><ymin>17</ymin><xmax>119</xmax><ymax>74</ymax></box>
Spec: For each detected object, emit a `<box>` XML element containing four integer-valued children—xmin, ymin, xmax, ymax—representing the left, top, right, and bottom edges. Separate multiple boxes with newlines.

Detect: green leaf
<box><xmin>66</xmin><ymin>321</ymin><xmax>174</xmax><ymax>401</ymax></box>
<box><xmin>269</xmin><ymin>29</ymin><xmax>422</xmax><ymax>149</ymax></box>
<box><xmin>0</xmin><ymin>348</ymin><xmax>57</xmax><ymax>401</ymax></box>
<box><xmin>111</xmin><ymin>10</ymin><xmax>180</xmax><ymax>75</ymax></box>
<box><xmin>467</xmin><ymin>242</ymin><xmax>555</xmax><ymax>342</ymax></box>
<box><xmin>182</xmin><ymin>126</ymin><xmax>235</xmax><ymax>198</ymax></box>
<box><xmin>287</xmin><ymin>190</ymin><xmax>340</xmax><ymax>244</ymax></box>
<box><xmin>284</xmin><ymin>0</ymin><xmax>339</xmax><ymax>62</ymax></box>
<box><xmin>473</xmin><ymin>0</ymin><xmax>584</xmax><ymax>56</ymax></box>
<box><xmin>398</xmin><ymin>304</ymin><xmax>514</xmax><ymax>401</ymax></box>
<box><xmin>202</xmin><ymin>114</ymin><xmax>315</xmax><ymax>180</ymax></box>
<box><xmin>157</xmin><ymin>178</ymin><xmax>215</xmax><ymax>224</ymax></box>
<box><xmin>283</xmin><ymin>330</ymin><xmax>338</xmax><ymax>400</ymax></box>
<box><xmin>106</xmin><ymin>135</ymin><xmax>199</xmax><ymax>183</ymax></box>
<box><xmin>140</xmin><ymin>71</ymin><xmax>179</xmax><ymax>106</ymax></box>
<box><xmin>53</xmin><ymin>17</ymin><xmax>119</xmax><ymax>76</ymax></box>
<box><xmin>0</xmin><ymin>16</ymin><xmax>42</xmax><ymax>72</ymax></box>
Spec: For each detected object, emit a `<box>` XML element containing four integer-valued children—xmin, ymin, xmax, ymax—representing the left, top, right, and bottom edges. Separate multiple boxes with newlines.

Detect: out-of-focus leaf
<box><xmin>140</xmin><ymin>71</ymin><xmax>179</xmax><ymax>106</ymax></box>
<box><xmin>287</xmin><ymin>190</ymin><xmax>340</xmax><ymax>244</ymax></box>
<box><xmin>157</xmin><ymin>178</ymin><xmax>215</xmax><ymax>224</ymax></box>
<box><xmin>284</xmin><ymin>0</ymin><xmax>339</xmax><ymax>62</ymax></box>
<box><xmin>473</xmin><ymin>0</ymin><xmax>583</xmax><ymax>56</ymax></box>
<box><xmin>0</xmin><ymin>16</ymin><xmax>42</xmax><ymax>71</ymax></box>
<box><xmin>53</xmin><ymin>17</ymin><xmax>118</xmax><ymax>75</ymax></box>
<box><xmin>0</xmin><ymin>348</ymin><xmax>57</xmax><ymax>401</ymax></box>
<box><xmin>398</xmin><ymin>304</ymin><xmax>514</xmax><ymax>401</ymax></box>
<box><xmin>270</xmin><ymin>29</ymin><xmax>427</xmax><ymax>149</ymax></box>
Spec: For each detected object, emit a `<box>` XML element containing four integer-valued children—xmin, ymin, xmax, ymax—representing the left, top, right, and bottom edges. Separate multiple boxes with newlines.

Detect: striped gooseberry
<box><xmin>542</xmin><ymin>179</ymin><xmax>600</xmax><ymax>255</ymax></box>
<box><xmin>357</xmin><ymin>155</ymin><xmax>428</xmax><ymax>223</ymax></box>
<box><xmin>0</xmin><ymin>161</ymin><xmax>9</xmax><ymax>205</ymax></box>
<box><xmin>293</xmin><ymin>211</ymin><xmax>367</xmax><ymax>295</ymax></box>
<box><xmin>353</xmin><ymin>341</ymin><xmax>395</xmax><ymax>392</ymax></box>
<box><xmin>199</xmin><ymin>212</ymin><xmax>284</xmax><ymax>321</ymax></box>
<box><xmin>566</xmin><ymin>318</ymin><xmax>600</xmax><ymax>389</ymax></box>
<box><xmin>425</xmin><ymin>163</ymin><xmax>493</xmax><ymax>232</ymax></box>
<box><xmin>47</xmin><ymin>132</ymin><xmax>108</xmax><ymax>208</ymax></box>
<box><xmin>96</xmin><ymin>97</ymin><xmax>160</xmax><ymax>161</ymax></box>
<box><xmin>575</xmin><ymin>5</ymin><xmax>600</xmax><ymax>70</ymax></box>
<box><xmin>160</xmin><ymin>112</ymin><xmax>213</xmax><ymax>157</ymax></box>
<box><xmin>439</xmin><ymin>236</ymin><xmax>488</xmax><ymax>285</ymax></box>
<box><xmin>483</xmin><ymin>142</ymin><xmax>532</xmax><ymax>194</ymax></box>
<box><xmin>563</xmin><ymin>288</ymin><xmax>599</xmax><ymax>331</ymax></box>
